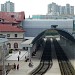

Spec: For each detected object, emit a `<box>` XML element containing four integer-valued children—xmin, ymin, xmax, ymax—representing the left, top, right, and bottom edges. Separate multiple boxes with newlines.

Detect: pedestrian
<box><xmin>25</xmin><ymin>56</ymin><xmax>26</xmax><ymax>60</ymax></box>
<box><xmin>17</xmin><ymin>56</ymin><xmax>20</xmax><ymax>61</ymax></box>
<box><xmin>19</xmin><ymin>50</ymin><xmax>21</xmax><ymax>55</ymax></box>
<box><xmin>28</xmin><ymin>60</ymin><xmax>33</xmax><ymax>67</ymax></box>
<box><xmin>17</xmin><ymin>64</ymin><xmax>19</xmax><ymax>70</ymax></box>
<box><xmin>8</xmin><ymin>63</ymin><xmax>10</xmax><ymax>66</ymax></box>
<box><xmin>13</xmin><ymin>63</ymin><xmax>16</xmax><ymax>70</ymax></box>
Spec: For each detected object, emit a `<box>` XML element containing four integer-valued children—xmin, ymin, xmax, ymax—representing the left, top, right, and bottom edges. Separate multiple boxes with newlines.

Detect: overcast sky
<box><xmin>0</xmin><ymin>0</ymin><xmax>75</xmax><ymax>18</ymax></box>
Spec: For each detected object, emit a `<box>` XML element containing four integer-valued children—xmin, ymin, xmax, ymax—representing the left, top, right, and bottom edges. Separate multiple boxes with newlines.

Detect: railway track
<box><xmin>29</xmin><ymin>39</ymin><xmax>52</xmax><ymax>75</ymax></box>
<box><xmin>53</xmin><ymin>39</ymin><xmax>75</xmax><ymax>75</ymax></box>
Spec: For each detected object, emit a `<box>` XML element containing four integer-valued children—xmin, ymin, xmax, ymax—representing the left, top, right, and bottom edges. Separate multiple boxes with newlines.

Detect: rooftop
<box><xmin>0</xmin><ymin>24</ymin><xmax>25</xmax><ymax>32</ymax></box>
<box><xmin>0</xmin><ymin>11</ymin><xmax>25</xmax><ymax>23</ymax></box>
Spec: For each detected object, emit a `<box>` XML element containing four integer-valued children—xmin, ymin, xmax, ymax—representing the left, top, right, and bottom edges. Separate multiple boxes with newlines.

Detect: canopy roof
<box><xmin>32</xmin><ymin>28</ymin><xmax>75</xmax><ymax>44</ymax></box>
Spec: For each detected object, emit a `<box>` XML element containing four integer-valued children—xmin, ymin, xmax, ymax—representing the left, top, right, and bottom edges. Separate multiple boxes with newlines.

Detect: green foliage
<box><xmin>9</xmin><ymin>49</ymin><xmax>13</xmax><ymax>53</ymax></box>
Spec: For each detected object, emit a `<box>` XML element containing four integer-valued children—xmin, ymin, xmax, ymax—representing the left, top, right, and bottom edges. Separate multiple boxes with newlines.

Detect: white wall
<box><xmin>0</xmin><ymin>32</ymin><xmax>24</xmax><ymax>38</ymax></box>
<box><xmin>8</xmin><ymin>39</ymin><xmax>23</xmax><ymax>49</ymax></box>
<box><xmin>0</xmin><ymin>32</ymin><xmax>24</xmax><ymax>50</ymax></box>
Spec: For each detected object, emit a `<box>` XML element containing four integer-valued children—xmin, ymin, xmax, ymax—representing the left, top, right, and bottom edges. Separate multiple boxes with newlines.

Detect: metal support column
<box><xmin>28</xmin><ymin>47</ymin><xmax>31</xmax><ymax>63</ymax></box>
<box><xmin>2</xmin><ymin>43</ymin><xmax>6</xmax><ymax>75</ymax></box>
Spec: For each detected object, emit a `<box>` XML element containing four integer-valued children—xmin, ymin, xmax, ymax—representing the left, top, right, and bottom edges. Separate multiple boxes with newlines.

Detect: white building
<box><xmin>0</xmin><ymin>24</ymin><xmax>24</xmax><ymax>50</ymax></box>
<box><xmin>1</xmin><ymin>1</ymin><xmax>14</xmax><ymax>12</ymax></box>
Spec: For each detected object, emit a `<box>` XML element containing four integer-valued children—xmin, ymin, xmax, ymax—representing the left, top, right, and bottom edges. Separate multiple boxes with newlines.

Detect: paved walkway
<box><xmin>6</xmin><ymin>51</ymin><xmax>28</xmax><ymax>60</ymax></box>
<box><xmin>6</xmin><ymin>59</ymin><xmax>40</xmax><ymax>75</ymax></box>
<box><xmin>5</xmin><ymin>51</ymin><xmax>40</xmax><ymax>75</ymax></box>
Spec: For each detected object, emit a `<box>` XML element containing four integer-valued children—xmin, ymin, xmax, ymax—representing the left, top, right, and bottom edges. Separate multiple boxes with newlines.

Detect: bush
<box><xmin>9</xmin><ymin>49</ymin><xmax>13</xmax><ymax>53</ymax></box>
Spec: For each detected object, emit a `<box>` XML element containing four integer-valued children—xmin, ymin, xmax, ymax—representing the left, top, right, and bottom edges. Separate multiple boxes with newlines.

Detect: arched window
<box><xmin>7</xmin><ymin>43</ymin><xmax>11</xmax><ymax>48</ymax></box>
<box><xmin>14</xmin><ymin>43</ymin><xmax>18</xmax><ymax>48</ymax></box>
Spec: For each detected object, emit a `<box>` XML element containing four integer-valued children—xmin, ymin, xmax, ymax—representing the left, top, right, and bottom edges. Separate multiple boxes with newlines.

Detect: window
<box><xmin>14</xmin><ymin>43</ymin><xmax>18</xmax><ymax>48</ymax></box>
<box><xmin>23</xmin><ymin>47</ymin><xmax>28</xmax><ymax>50</ymax></box>
<box><xmin>0</xmin><ymin>34</ymin><xmax>3</xmax><ymax>36</ymax></box>
<box><xmin>0</xmin><ymin>18</ymin><xmax>4</xmax><ymax>22</ymax></box>
<box><xmin>7</xmin><ymin>34</ymin><xmax>10</xmax><ymax>37</ymax></box>
<box><xmin>7</xmin><ymin>43</ymin><xmax>11</xmax><ymax>48</ymax></box>
<box><xmin>11</xmin><ymin>15</ymin><xmax>14</xmax><ymax>18</ymax></box>
<box><xmin>15</xmin><ymin>34</ymin><xmax>17</xmax><ymax>37</ymax></box>
<box><xmin>23</xmin><ymin>47</ymin><xmax>25</xmax><ymax>50</ymax></box>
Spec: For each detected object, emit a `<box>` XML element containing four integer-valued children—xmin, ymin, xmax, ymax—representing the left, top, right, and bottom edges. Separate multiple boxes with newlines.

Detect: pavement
<box><xmin>4</xmin><ymin>51</ymin><xmax>40</xmax><ymax>75</ymax></box>
<box><xmin>6</xmin><ymin>51</ymin><xmax>28</xmax><ymax>60</ymax></box>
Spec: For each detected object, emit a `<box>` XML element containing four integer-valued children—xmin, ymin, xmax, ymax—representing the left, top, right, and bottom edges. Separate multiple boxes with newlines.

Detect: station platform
<box><xmin>44</xmin><ymin>43</ymin><xmax>61</xmax><ymax>75</ymax></box>
<box><xmin>5</xmin><ymin>50</ymin><xmax>41</xmax><ymax>75</ymax></box>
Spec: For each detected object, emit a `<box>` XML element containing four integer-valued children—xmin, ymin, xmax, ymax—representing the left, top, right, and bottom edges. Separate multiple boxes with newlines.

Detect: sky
<box><xmin>0</xmin><ymin>0</ymin><xmax>75</xmax><ymax>18</ymax></box>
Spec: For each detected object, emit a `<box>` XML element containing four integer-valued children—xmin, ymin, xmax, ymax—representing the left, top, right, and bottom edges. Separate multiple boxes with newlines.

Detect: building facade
<box><xmin>0</xmin><ymin>11</ymin><xmax>25</xmax><ymax>50</ymax></box>
<box><xmin>1</xmin><ymin>1</ymin><xmax>14</xmax><ymax>12</ymax></box>
<box><xmin>0</xmin><ymin>24</ymin><xmax>24</xmax><ymax>50</ymax></box>
<box><xmin>47</xmin><ymin>2</ymin><xmax>74</xmax><ymax>16</ymax></box>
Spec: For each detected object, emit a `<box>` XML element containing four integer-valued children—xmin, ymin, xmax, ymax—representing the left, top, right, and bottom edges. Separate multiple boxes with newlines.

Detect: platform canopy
<box><xmin>32</xmin><ymin>28</ymin><xmax>75</xmax><ymax>44</ymax></box>
<box><xmin>21</xmin><ymin>38</ymin><xmax>34</xmax><ymax>47</ymax></box>
<box><xmin>21</xmin><ymin>28</ymin><xmax>75</xmax><ymax>47</ymax></box>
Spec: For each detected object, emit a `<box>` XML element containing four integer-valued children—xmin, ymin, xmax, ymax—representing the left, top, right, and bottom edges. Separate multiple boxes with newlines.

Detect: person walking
<box><xmin>25</xmin><ymin>56</ymin><xmax>26</xmax><ymax>59</ymax></box>
<box><xmin>19</xmin><ymin>50</ymin><xmax>21</xmax><ymax>55</ymax></box>
<box><xmin>17</xmin><ymin>64</ymin><xmax>19</xmax><ymax>70</ymax></box>
<box><xmin>13</xmin><ymin>63</ymin><xmax>16</xmax><ymax>70</ymax></box>
<box><xmin>17</xmin><ymin>56</ymin><xmax>20</xmax><ymax>61</ymax></box>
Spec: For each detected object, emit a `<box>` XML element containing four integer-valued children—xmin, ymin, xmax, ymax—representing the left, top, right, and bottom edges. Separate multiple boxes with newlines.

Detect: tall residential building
<box><xmin>1</xmin><ymin>1</ymin><xmax>14</xmax><ymax>12</ymax></box>
<box><xmin>65</xmin><ymin>4</ymin><xmax>70</xmax><ymax>15</ymax></box>
<box><xmin>47</xmin><ymin>2</ymin><xmax>74</xmax><ymax>16</ymax></box>
<box><xmin>48</xmin><ymin>2</ymin><xmax>59</xmax><ymax>15</ymax></box>
<box><xmin>70</xmin><ymin>6</ymin><xmax>74</xmax><ymax>15</ymax></box>
<box><xmin>60</xmin><ymin>6</ymin><xmax>65</xmax><ymax>15</ymax></box>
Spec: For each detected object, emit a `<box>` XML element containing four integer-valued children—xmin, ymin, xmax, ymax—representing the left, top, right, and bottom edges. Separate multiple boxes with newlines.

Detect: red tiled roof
<box><xmin>0</xmin><ymin>24</ymin><xmax>25</xmax><ymax>32</ymax></box>
<box><xmin>0</xmin><ymin>11</ymin><xmax>25</xmax><ymax>23</ymax></box>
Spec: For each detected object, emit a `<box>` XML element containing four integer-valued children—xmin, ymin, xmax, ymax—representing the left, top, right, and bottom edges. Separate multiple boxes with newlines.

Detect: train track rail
<box><xmin>29</xmin><ymin>39</ymin><xmax>52</xmax><ymax>75</ymax></box>
<box><xmin>53</xmin><ymin>39</ymin><xmax>75</xmax><ymax>75</ymax></box>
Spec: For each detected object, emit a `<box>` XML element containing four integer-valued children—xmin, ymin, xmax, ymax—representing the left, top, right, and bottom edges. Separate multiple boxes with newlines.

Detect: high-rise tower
<box><xmin>47</xmin><ymin>2</ymin><xmax>74</xmax><ymax>16</ymax></box>
<box><xmin>1</xmin><ymin>1</ymin><xmax>14</xmax><ymax>12</ymax></box>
